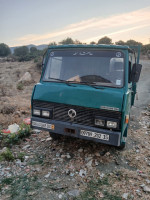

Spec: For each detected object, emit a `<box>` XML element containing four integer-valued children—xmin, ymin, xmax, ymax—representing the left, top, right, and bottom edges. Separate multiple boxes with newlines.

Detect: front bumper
<box><xmin>31</xmin><ymin>117</ymin><xmax>121</xmax><ymax>146</ymax></box>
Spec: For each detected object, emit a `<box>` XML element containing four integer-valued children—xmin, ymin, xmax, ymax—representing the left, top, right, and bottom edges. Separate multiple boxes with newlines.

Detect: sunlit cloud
<box><xmin>15</xmin><ymin>6</ymin><xmax>150</xmax><ymax>45</ymax></box>
<box><xmin>84</xmin><ymin>23</ymin><xmax>150</xmax><ymax>43</ymax></box>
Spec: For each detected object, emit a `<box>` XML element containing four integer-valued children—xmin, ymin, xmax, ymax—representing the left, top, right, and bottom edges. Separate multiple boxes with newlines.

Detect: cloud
<box><xmin>15</xmin><ymin>6</ymin><xmax>150</xmax><ymax>45</ymax></box>
<box><xmin>84</xmin><ymin>23</ymin><xmax>150</xmax><ymax>43</ymax></box>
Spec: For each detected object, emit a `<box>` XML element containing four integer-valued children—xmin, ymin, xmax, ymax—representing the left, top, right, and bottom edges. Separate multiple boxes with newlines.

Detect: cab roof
<box><xmin>48</xmin><ymin>44</ymin><xmax>133</xmax><ymax>52</ymax></box>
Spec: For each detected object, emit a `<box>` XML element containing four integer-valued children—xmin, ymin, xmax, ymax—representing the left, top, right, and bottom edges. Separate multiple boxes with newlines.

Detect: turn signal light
<box><xmin>125</xmin><ymin>115</ymin><xmax>129</xmax><ymax>124</ymax></box>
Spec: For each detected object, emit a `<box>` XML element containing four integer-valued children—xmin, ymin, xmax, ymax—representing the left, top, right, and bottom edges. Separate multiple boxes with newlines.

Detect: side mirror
<box><xmin>130</xmin><ymin>63</ymin><xmax>142</xmax><ymax>83</ymax></box>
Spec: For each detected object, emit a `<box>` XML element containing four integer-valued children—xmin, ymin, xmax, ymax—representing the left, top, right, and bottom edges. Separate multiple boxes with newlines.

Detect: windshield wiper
<box><xmin>79</xmin><ymin>81</ymin><xmax>104</xmax><ymax>89</ymax></box>
<box><xmin>48</xmin><ymin>77</ymin><xmax>76</xmax><ymax>87</ymax></box>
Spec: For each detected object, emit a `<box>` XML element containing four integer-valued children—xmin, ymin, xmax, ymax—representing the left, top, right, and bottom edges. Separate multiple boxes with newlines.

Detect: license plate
<box><xmin>80</xmin><ymin>130</ymin><xmax>109</xmax><ymax>141</ymax></box>
<box><xmin>32</xmin><ymin>121</ymin><xmax>54</xmax><ymax>130</ymax></box>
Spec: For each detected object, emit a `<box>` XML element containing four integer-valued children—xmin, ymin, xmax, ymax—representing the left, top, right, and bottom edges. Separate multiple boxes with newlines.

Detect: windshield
<box><xmin>43</xmin><ymin>49</ymin><xmax>124</xmax><ymax>88</ymax></box>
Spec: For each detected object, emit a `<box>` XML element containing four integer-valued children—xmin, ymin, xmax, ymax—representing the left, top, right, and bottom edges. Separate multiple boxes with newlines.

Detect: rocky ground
<box><xmin>0</xmin><ymin>59</ymin><xmax>150</xmax><ymax>200</ymax></box>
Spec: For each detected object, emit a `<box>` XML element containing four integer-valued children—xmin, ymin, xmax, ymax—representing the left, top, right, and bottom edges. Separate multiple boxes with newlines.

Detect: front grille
<box><xmin>33</xmin><ymin>100</ymin><xmax>121</xmax><ymax>128</ymax></box>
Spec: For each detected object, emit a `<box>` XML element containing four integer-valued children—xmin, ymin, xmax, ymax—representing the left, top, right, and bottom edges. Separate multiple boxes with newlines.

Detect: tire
<box><xmin>117</xmin><ymin>143</ymin><xmax>126</xmax><ymax>150</ymax></box>
<box><xmin>49</xmin><ymin>132</ymin><xmax>62</xmax><ymax>140</ymax></box>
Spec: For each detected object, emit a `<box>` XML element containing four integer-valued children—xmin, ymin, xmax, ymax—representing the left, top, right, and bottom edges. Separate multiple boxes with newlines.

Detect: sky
<box><xmin>0</xmin><ymin>0</ymin><xmax>150</xmax><ymax>47</ymax></box>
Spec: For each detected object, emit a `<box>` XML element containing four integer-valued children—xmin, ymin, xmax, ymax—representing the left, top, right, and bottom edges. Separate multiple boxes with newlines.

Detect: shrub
<box><xmin>0</xmin><ymin>43</ymin><xmax>11</xmax><ymax>57</ymax></box>
<box><xmin>0</xmin><ymin>148</ymin><xmax>14</xmax><ymax>161</ymax></box>
<box><xmin>17</xmin><ymin>82</ymin><xmax>24</xmax><ymax>90</ymax></box>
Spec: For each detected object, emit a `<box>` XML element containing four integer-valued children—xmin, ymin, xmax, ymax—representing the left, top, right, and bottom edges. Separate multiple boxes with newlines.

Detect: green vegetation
<box><xmin>59</xmin><ymin>37</ymin><xmax>75</xmax><ymax>45</ymax></box>
<box><xmin>1</xmin><ymin>37</ymin><xmax>150</xmax><ymax>62</ymax></box>
<box><xmin>0</xmin><ymin>43</ymin><xmax>11</xmax><ymax>57</ymax></box>
<box><xmin>0</xmin><ymin>148</ymin><xmax>14</xmax><ymax>161</ymax></box>
<box><xmin>0</xmin><ymin>123</ymin><xmax>32</xmax><ymax>147</ymax></box>
<box><xmin>29</xmin><ymin>153</ymin><xmax>44</xmax><ymax>165</ymax></box>
<box><xmin>17</xmin><ymin>152</ymin><xmax>25</xmax><ymax>162</ymax></box>
<box><xmin>14</xmin><ymin>46</ymin><xmax>29</xmax><ymax>57</ymax></box>
<box><xmin>13</xmin><ymin>45</ymin><xmax>44</xmax><ymax>62</ymax></box>
<box><xmin>0</xmin><ymin>175</ymin><xmax>41</xmax><ymax>199</ymax></box>
<box><xmin>17</xmin><ymin>82</ymin><xmax>24</xmax><ymax>90</ymax></box>
<box><xmin>98</xmin><ymin>36</ymin><xmax>112</xmax><ymax>44</ymax></box>
<box><xmin>76</xmin><ymin>176</ymin><xmax>122</xmax><ymax>200</ymax></box>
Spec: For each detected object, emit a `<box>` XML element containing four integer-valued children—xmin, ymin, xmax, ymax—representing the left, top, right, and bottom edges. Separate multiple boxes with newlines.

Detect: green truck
<box><xmin>31</xmin><ymin>44</ymin><xmax>142</xmax><ymax>149</ymax></box>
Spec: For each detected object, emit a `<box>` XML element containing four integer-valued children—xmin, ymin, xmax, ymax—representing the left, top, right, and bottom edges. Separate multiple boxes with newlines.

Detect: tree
<box><xmin>0</xmin><ymin>43</ymin><xmax>11</xmax><ymax>57</ymax></box>
<box><xmin>97</xmin><ymin>36</ymin><xmax>112</xmax><ymax>44</ymax></box>
<box><xmin>14</xmin><ymin>46</ymin><xmax>29</xmax><ymax>57</ymax></box>
<box><xmin>141</xmin><ymin>44</ymin><xmax>150</xmax><ymax>55</ymax></box>
<box><xmin>126</xmin><ymin>39</ymin><xmax>142</xmax><ymax>46</ymax></box>
<box><xmin>74</xmin><ymin>40</ymin><xmax>82</xmax><ymax>44</ymax></box>
<box><xmin>49</xmin><ymin>42</ymin><xmax>57</xmax><ymax>46</ymax></box>
<box><xmin>115</xmin><ymin>40</ymin><xmax>126</xmax><ymax>45</ymax></box>
<box><xmin>59</xmin><ymin>37</ymin><xmax>74</xmax><ymax>45</ymax></box>
<box><xmin>90</xmin><ymin>41</ymin><xmax>96</xmax><ymax>44</ymax></box>
<box><xmin>30</xmin><ymin>46</ymin><xmax>38</xmax><ymax>53</ymax></box>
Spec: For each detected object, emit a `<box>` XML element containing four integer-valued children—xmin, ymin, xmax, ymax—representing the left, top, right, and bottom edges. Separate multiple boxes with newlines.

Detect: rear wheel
<box><xmin>49</xmin><ymin>132</ymin><xmax>62</xmax><ymax>140</ymax></box>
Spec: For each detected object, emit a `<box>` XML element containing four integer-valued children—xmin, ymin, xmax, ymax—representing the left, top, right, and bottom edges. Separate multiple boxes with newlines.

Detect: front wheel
<box><xmin>49</xmin><ymin>132</ymin><xmax>62</xmax><ymax>140</ymax></box>
<box><xmin>117</xmin><ymin>143</ymin><xmax>126</xmax><ymax>150</ymax></box>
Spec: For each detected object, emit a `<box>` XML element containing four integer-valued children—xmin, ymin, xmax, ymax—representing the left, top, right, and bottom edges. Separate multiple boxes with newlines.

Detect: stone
<box><xmin>65</xmin><ymin>169</ymin><xmax>70</xmax><ymax>175</ymax></box>
<box><xmin>15</xmin><ymin>159</ymin><xmax>22</xmax><ymax>165</ymax></box>
<box><xmin>22</xmin><ymin>145</ymin><xmax>30</xmax><ymax>150</ymax></box>
<box><xmin>0</xmin><ymin>147</ymin><xmax>7</xmax><ymax>154</ymax></box>
<box><xmin>97</xmin><ymin>191</ymin><xmax>104</xmax><ymax>198</ymax></box>
<box><xmin>122</xmin><ymin>193</ymin><xmax>129</xmax><ymax>199</ymax></box>
<box><xmin>140</xmin><ymin>174</ymin><xmax>147</xmax><ymax>178</ymax></box>
<box><xmin>24</xmin><ymin>156</ymin><xmax>29</xmax><ymax>161</ymax></box>
<box><xmin>56</xmin><ymin>153</ymin><xmax>60</xmax><ymax>157</ymax></box>
<box><xmin>105</xmin><ymin>152</ymin><xmax>110</xmax><ymax>156</ymax></box>
<box><xmin>33</xmin><ymin>129</ymin><xmax>41</xmax><ymax>134</ymax></box>
<box><xmin>28</xmin><ymin>191</ymin><xmax>36</xmax><ymax>196</ymax></box>
<box><xmin>100</xmin><ymin>173</ymin><xmax>105</xmax><ymax>179</ymax></box>
<box><xmin>95</xmin><ymin>152</ymin><xmax>100</xmax><ymax>157</ymax></box>
<box><xmin>44</xmin><ymin>172</ymin><xmax>51</xmax><ymax>178</ymax></box>
<box><xmin>79</xmin><ymin>169</ymin><xmax>86</xmax><ymax>177</ymax></box>
<box><xmin>70</xmin><ymin>173</ymin><xmax>75</xmax><ymax>177</ymax></box>
<box><xmin>67</xmin><ymin>189</ymin><xmax>80</xmax><ymax>197</ymax></box>
<box><xmin>18</xmin><ymin>72</ymin><xmax>32</xmax><ymax>83</ymax></box>
<box><xmin>146</xmin><ymin>179</ymin><xmax>150</xmax><ymax>184</ymax></box>
<box><xmin>46</xmin><ymin>137</ymin><xmax>52</xmax><ymax>141</ymax></box>
<box><xmin>58</xmin><ymin>194</ymin><xmax>63</xmax><ymax>199</ymax></box>
<box><xmin>86</xmin><ymin>160</ymin><xmax>93</xmax><ymax>168</ymax></box>
<box><xmin>143</xmin><ymin>186</ymin><xmax>150</xmax><ymax>193</ymax></box>
<box><xmin>66</xmin><ymin>154</ymin><xmax>71</xmax><ymax>159</ymax></box>
<box><xmin>78</xmin><ymin>148</ymin><xmax>83</xmax><ymax>153</ymax></box>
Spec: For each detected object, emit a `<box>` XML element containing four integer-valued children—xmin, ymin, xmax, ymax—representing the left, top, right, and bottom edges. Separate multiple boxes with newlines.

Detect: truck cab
<box><xmin>31</xmin><ymin>44</ymin><xmax>142</xmax><ymax>149</ymax></box>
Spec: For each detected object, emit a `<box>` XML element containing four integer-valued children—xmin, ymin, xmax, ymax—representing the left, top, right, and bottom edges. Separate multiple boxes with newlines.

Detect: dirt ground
<box><xmin>0</xmin><ymin>59</ymin><xmax>150</xmax><ymax>200</ymax></box>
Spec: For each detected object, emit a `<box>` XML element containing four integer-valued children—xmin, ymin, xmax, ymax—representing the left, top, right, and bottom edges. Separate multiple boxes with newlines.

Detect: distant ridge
<box><xmin>10</xmin><ymin>44</ymin><xmax>48</xmax><ymax>54</ymax></box>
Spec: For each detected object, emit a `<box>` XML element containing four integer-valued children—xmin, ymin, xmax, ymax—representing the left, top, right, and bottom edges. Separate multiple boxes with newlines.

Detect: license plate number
<box><xmin>80</xmin><ymin>130</ymin><xmax>109</xmax><ymax>141</ymax></box>
<box><xmin>32</xmin><ymin>121</ymin><xmax>54</xmax><ymax>130</ymax></box>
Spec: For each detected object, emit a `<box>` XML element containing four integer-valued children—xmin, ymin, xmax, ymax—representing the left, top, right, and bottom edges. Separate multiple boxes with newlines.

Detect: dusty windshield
<box><xmin>43</xmin><ymin>49</ymin><xmax>124</xmax><ymax>88</ymax></box>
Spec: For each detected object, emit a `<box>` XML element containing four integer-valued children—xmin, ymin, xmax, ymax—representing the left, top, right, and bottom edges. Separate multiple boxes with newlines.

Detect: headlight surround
<box><xmin>42</xmin><ymin>110</ymin><xmax>50</xmax><ymax>118</ymax></box>
<box><xmin>95</xmin><ymin>119</ymin><xmax>105</xmax><ymax>126</ymax></box>
<box><xmin>95</xmin><ymin>116</ymin><xmax>119</xmax><ymax>129</ymax></box>
<box><xmin>107</xmin><ymin>121</ymin><xmax>118</xmax><ymax>128</ymax></box>
<box><xmin>33</xmin><ymin>109</ymin><xmax>40</xmax><ymax>116</ymax></box>
<box><xmin>33</xmin><ymin>108</ymin><xmax>52</xmax><ymax>118</ymax></box>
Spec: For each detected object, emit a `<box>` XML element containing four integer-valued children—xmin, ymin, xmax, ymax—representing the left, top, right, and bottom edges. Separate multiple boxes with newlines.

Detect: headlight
<box><xmin>33</xmin><ymin>109</ymin><xmax>40</xmax><ymax>116</ymax></box>
<box><xmin>42</xmin><ymin>110</ymin><xmax>50</xmax><ymax>118</ymax></box>
<box><xmin>95</xmin><ymin>119</ymin><xmax>105</xmax><ymax>126</ymax></box>
<box><xmin>107</xmin><ymin>121</ymin><xmax>117</xmax><ymax>128</ymax></box>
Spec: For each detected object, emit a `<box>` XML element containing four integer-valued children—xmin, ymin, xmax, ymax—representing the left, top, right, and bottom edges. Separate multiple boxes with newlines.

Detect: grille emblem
<box><xmin>68</xmin><ymin>109</ymin><xmax>76</xmax><ymax>119</ymax></box>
